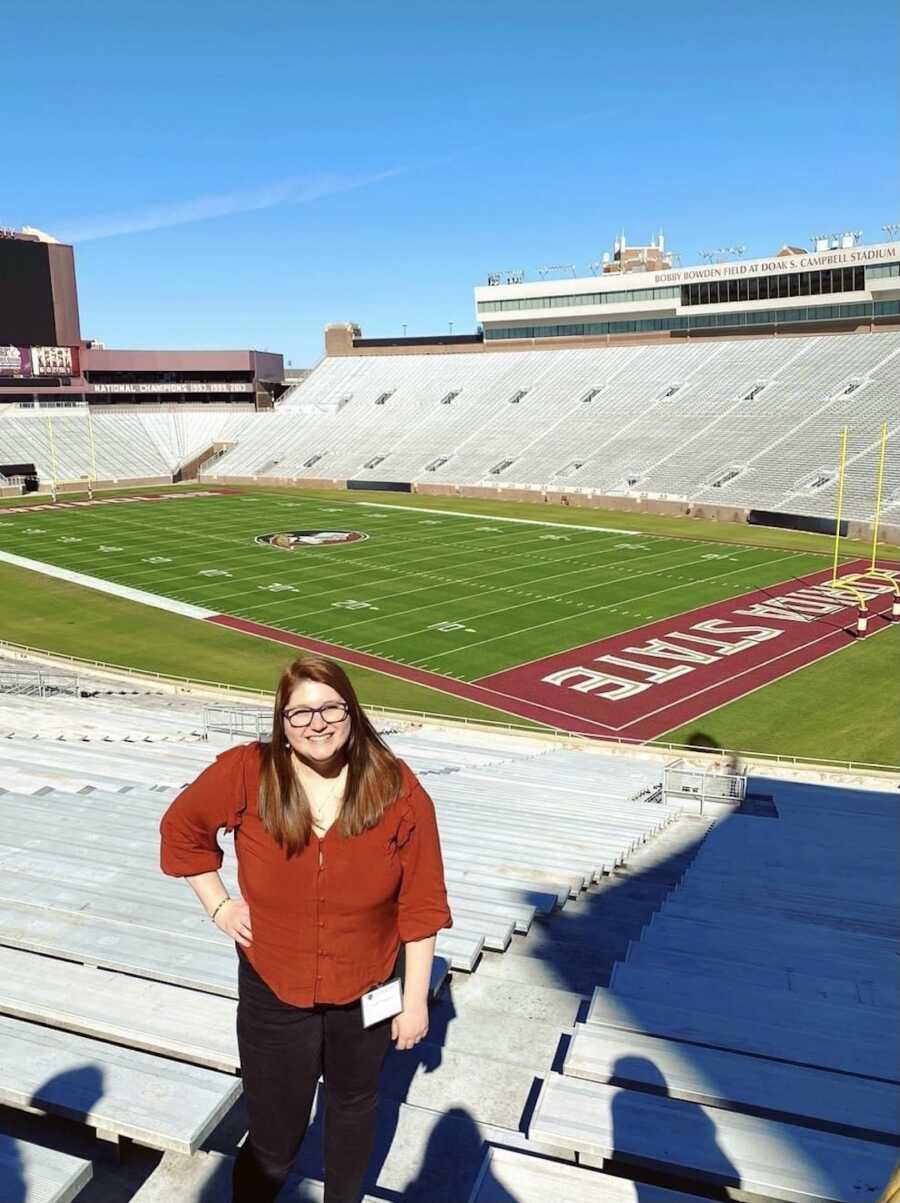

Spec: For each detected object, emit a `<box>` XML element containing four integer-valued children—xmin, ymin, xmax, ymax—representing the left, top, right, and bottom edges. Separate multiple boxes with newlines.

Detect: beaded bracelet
<box><xmin>210</xmin><ymin>897</ymin><xmax>232</xmax><ymax>924</ymax></box>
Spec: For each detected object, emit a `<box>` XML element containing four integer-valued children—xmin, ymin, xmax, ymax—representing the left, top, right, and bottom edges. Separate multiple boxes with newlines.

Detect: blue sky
<box><xmin>5</xmin><ymin>0</ymin><xmax>898</xmax><ymax>365</ymax></box>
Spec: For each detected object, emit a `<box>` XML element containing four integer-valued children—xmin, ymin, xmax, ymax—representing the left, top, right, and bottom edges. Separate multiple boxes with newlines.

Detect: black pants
<box><xmin>232</xmin><ymin>948</ymin><xmax>403</xmax><ymax>1203</ymax></box>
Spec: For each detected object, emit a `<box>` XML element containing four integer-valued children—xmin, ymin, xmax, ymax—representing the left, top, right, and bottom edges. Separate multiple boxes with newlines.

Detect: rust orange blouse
<box><xmin>159</xmin><ymin>741</ymin><xmax>452</xmax><ymax>1007</ymax></box>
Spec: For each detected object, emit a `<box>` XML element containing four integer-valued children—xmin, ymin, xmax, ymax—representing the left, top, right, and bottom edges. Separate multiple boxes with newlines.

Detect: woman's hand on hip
<box><xmin>391</xmin><ymin>1003</ymin><xmax>428</xmax><ymax>1051</ymax></box>
<box><xmin>214</xmin><ymin>896</ymin><xmax>253</xmax><ymax>947</ymax></box>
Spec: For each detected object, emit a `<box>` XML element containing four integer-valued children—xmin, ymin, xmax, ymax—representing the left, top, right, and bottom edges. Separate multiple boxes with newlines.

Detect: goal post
<box><xmin>829</xmin><ymin>421</ymin><xmax>898</xmax><ymax>630</ymax></box>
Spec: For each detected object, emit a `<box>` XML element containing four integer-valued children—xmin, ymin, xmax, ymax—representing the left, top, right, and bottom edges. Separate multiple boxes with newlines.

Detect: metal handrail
<box><xmin>0</xmin><ymin>637</ymin><xmax>898</xmax><ymax>776</ymax></box>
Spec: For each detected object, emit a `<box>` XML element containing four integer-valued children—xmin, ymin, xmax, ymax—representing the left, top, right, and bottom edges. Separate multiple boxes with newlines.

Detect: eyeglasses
<box><xmin>282</xmin><ymin>702</ymin><xmax>350</xmax><ymax>729</ymax></box>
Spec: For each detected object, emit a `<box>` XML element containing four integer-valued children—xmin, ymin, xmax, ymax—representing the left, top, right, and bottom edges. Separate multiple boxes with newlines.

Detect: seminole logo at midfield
<box><xmin>255</xmin><ymin>530</ymin><xmax>369</xmax><ymax>549</ymax></box>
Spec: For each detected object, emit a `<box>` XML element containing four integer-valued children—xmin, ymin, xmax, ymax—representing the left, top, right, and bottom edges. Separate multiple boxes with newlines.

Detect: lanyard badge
<box><xmin>360</xmin><ymin>977</ymin><xmax>403</xmax><ymax>1028</ymax></box>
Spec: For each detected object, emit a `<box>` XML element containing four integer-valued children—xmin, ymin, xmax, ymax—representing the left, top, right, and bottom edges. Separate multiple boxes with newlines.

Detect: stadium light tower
<box><xmin>883</xmin><ymin>222</ymin><xmax>900</xmax><ymax>240</ymax></box>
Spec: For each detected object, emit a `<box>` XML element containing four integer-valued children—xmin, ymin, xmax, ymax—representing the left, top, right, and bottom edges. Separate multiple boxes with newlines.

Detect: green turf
<box><xmin>0</xmin><ymin>559</ymin><xmax>533</xmax><ymax>726</ymax></box>
<box><xmin>0</xmin><ymin>489</ymin><xmax>844</xmax><ymax>679</ymax></box>
<box><xmin>658</xmin><ymin>622</ymin><xmax>900</xmax><ymax>768</ymax></box>
<box><xmin>0</xmin><ymin>484</ymin><xmax>896</xmax><ymax>761</ymax></box>
<box><xmin>5</xmin><ymin>482</ymin><xmax>898</xmax><ymax>563</ymax></box>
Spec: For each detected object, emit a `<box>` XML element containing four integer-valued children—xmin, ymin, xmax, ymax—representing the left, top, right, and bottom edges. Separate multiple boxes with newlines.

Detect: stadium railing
<box><xmin>1</xmin><ymin>638</ymin><xmax>897</xmax><ymax>777</ymax></box>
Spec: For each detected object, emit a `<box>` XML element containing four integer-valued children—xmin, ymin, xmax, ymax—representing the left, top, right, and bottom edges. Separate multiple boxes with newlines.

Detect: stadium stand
<box><xmin>0</xmin><ymin>409</ymin><xmax>262</xmax><ymax>486</ymax></box>
<box><xmin>1</xmin><ymin>332</ymin><xmax>896</xmax><ymax>526</ymax></box>
<box><xmin>209</xmin><ymin>330</ymin><xmax>899</xmax><ymax>522</ymax></box>
<box><xmin>528</xmin><ymin>778</ymin><xmax>900</xmax><ymax>1201</ymax></box>
<box><xmin>0</xmin><ymin>663</ymin><xmax>704</xmax><ymax>1201</ymax></box>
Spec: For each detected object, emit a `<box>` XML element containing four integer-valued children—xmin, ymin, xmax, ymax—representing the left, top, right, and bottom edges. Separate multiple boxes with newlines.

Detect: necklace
<box><xmin>298</xmin><ymin>765</ymin><xmax>347</xmax><ymax>833</ymax></box>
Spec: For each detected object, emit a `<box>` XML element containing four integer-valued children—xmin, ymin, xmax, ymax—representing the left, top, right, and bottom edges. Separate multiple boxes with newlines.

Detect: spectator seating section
<box><xmin>211</xmin><ymin>330</ymin><xmax>900</xmax><ymax>522</ymax></box>
<box><xmin>0</xmin><ymin>682</ymin><xmax>682</xmax><ymax>1201</ymax></box>
<box><xmin>2</xmin><ymin>331</ymin><xmax>897</xmax><ymax>523</ymax></box>
<box><xmin>528</xmin><ymin>777</ymin><xmax>900</xmax><ymax>1202</ymax></box>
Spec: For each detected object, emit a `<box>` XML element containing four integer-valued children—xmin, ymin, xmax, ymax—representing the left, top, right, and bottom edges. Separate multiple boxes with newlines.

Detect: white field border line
<box><xmin>369</xmin><ymin>548</ymin><xmax>802</xmax><ymax>659</ymax></box>
<box><xmin>307</xmin><ymin>542</ymin><xmax>747</xmax><ymax>641</ymax></box>
<box><xmin>472</xmin><ymin>559</ymin><xmax>857</xmax><ymax>680</ymax></box>
<box><xmin>356</xmin><ymin>501</ymin><xmax>640</xmax><ymax>536</ymax></box>
<box><xmin>233</xmin><ymin>534</ymin><xmax>696</xmax><ymax>625</ymax></box>
<box><xmin>651</xmin><ymin>606</ymin><xmax>899</xmax><ymax>741</ymax></box>
<box><xmin>405</xmin><ymin>549</ymin><xmax>806</xmax><ymax>666</ymax></box>
<box><xmin>0</xmin><ymin>550</ymin><xmax>215</xmax><ymax>621</ymax></box>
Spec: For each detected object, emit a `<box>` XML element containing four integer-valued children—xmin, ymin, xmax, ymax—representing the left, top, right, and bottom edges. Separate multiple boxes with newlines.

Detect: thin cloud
<box><xmin>57</xmin><ymin>168</ymin><xmax>404</xmax><ymax>242</ymax></box>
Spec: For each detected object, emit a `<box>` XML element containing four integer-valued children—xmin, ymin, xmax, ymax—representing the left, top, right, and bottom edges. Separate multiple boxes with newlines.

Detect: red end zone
<box><xmin>473</xmin><ymin>560</ymin><xmax>900</xmax><ymax>740</ymax></box>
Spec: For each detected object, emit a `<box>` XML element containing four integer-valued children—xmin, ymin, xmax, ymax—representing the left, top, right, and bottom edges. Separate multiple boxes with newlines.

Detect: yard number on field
<box><xmin>260</xmin><ymin>582</ymin><xmax>298</xmax><ymax>592</ymax></box>
<box><xmin>143</xmin><ymin>556</ymin><xmax>172</xmax><ymax>563</ymax></box>
<box><xmin>332</xmin><ymin>599</ymin><xmax>379</xmax><ymax>610</ymax></box>
<box><xmin>428</xmin><ymin>621</ymin><xmax>476</xmax><ymax>633</ymax></box>
<box><xmin>198</xmin><ymin>569</ymin><xmax>233</xmax><ymax>577</ymax></box>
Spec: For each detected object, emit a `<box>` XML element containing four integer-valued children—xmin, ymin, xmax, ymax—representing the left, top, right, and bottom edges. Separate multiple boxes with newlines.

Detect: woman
<box><xmin>159</xmin><ymin>653</ymin><xmax>453</xmax><ymax>1203</ymax></box>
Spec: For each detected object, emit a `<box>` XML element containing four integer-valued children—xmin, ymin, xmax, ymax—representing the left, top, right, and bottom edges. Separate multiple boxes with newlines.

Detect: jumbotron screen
<box><xmin>0</xmin><ymin>238</ymin><xmax>56</xmax><ymax>346</ymax></box>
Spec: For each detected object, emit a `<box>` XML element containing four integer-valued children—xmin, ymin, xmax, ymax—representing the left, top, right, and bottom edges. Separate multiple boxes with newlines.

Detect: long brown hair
<box><xmin>258</xmin><ymin>654</ymin><xmax>404</xmax><ymax>854</ymax></box>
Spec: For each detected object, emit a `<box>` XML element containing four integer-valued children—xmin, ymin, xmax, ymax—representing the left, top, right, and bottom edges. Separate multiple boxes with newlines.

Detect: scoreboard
<box><xmin>0</xmin><ymin>235</ymin><xmax>80</xmax><ymax>347</ymax></box>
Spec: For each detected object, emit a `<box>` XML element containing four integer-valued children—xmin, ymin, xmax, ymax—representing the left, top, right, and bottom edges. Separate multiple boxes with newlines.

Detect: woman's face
<box><xmin>283</xmin><ymin>679</ymin><xmax>352</xmax><ymax>766</ymax></box>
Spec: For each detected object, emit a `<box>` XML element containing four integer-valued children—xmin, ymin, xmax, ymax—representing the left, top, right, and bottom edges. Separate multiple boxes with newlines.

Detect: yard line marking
<box><xmin>326</xmin><ymin>545</ymin><xmax>770</xmax><ymax>647</ymax></box>
<box><xmin>356</xmin><ymin>500</ymin><xmax>638</xmax><ymax>535</ymax></box>
<box><xmin>187</xmin><ymin>528</ymin><xmax>634</xmax><ymax>611</ymax></box>
<box><xmin>306</xmin><ymin>541</ymin><xmax>715</xmax><ymax>636</ymax></box>
<box><xmin>242</xmin><ymin>532</ymin><xmax>675</xmax><ymax>622</ymax></box>
<box><xmin>404</xmin><ymin>550</ymin><xmax>805</xmax><ymax>665</ymax></box>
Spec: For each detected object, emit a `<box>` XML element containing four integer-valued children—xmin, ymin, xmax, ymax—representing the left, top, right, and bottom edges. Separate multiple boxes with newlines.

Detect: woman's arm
<box><xmin>403</xmin><ymin>934</ymin><xmax>435</xmax><ymax>1007</ymax></box>
<box><xmin>185</xmin><ymin>869</ymin><xmax>253</xmax><ymax>948</ymax></box>
<box><xmin>392</xmin><ymin>934</ymin><xmax>435</xmax><ymax>1050</ymax></box>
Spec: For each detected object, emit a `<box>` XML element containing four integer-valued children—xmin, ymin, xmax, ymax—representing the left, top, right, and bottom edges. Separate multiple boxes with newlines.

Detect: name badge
<box><xmin>361</xmin><ymin>977</ymin><xmax>403</xmax><ymax>1028</ymax></box>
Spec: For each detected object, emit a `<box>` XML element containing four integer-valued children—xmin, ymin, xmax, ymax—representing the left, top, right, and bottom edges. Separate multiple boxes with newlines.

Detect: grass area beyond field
<box><xmin>659</xmin><ymin>622</ymin><xmax>900</xmax><ymax>768</ymax></box>
<box><xmin>0</xmin><ymin>560</ymin><xmax>533</xmax><ymax>727</ymax></box>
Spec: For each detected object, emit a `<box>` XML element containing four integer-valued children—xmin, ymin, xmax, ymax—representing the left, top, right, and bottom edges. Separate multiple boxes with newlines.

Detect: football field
<box><xmin>0</xmin><ymin>487</ymin><xmax>897</xmax><ymax>751</ymax></box>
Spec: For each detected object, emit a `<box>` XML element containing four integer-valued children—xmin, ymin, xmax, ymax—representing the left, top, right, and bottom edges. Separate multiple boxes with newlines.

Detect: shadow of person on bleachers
<box><xmin>395</xmin><ymin>1105</ymin><xmax>492</xmax><ymax>1202</ymax></box>
<box><xmin>609</xmin><ymin>1056</ymin><xmax>738</xmax><ymax>1201</ymax></box>
<box><xmin>0</xmin><ymin>1117</ymin><xmax>26</xmax><ymax>1203</ymax></box>
<box><xmin>30</xmin><ymin>1065</ymin><xmax>105</xmax><ymax>1135</ymax></box>
<box><xmin>0</xmin><ymin>1065</ymin><xmax>108</xmax><ymax>1203</ymax></box>
<box><xmin>288</xmin><ymin>974</ymin><xmax>465</xmax><ymax>1201</ymax></box>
